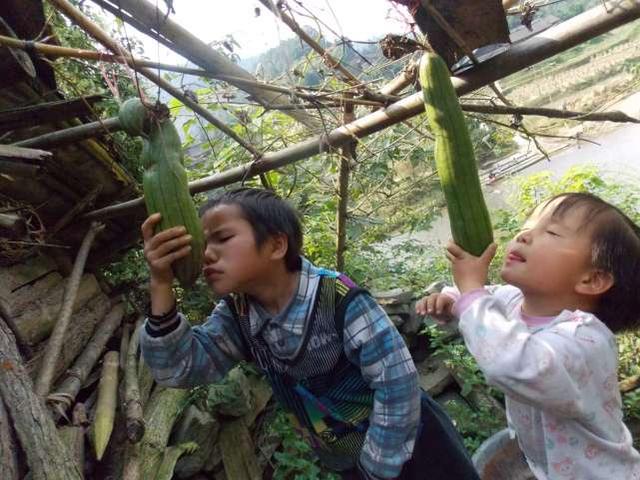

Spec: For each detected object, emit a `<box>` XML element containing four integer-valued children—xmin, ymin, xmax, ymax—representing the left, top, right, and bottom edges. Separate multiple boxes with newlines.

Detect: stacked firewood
<box><xmin>0</xmin><ymin>247</ymin><xmax>276</xmax><ymax>480</ymax></box>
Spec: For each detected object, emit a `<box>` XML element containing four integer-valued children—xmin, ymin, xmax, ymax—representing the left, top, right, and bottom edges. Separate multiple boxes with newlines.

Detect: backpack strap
<box><xmin>222</xmin><ymin>294</ymin><xmax>254</xmax><ymax>362</ymax></box>
<box><xmin>334</xmin><ymin>275</ymin><xmax>369</xmax><ymax>343</ymax></box>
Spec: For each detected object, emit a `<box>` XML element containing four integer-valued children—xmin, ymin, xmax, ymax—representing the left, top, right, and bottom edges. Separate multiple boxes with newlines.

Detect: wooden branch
<box><xmin>93</xmin><ymin>0</ymin><xmax>320</xmax><ymax>130</ymax></box>
<box><xmin>336</xmin><ymin>99</ymin><xmax>355</xmax><ymax>271</ymax></box>
<box><xmin>257</xmin><ymin>0</ymin><xmax>393</xmax><ymax>105</ymax></box>
<box><xmin>50</xmin><ymin>185</ymin><xmax>103</xmax><ymax>236</ymax></box>
<box><xmin>0</xmin><ymin>397</ymin><xmax>19</xmax><ymax>480</ymax></box>
<box><xmin>35</xmin><ymin>221</ymin><xmax>105</xmax><ymax>397</ymax></box>
<box><xmin>47</xmin><ymin>303</ymin><xmax>124</xmax><ymax>411</ymax></box>
<box><xmin>0</xmin><ymin>318</ymin><xmax>82</xmax><ymax>480</ymax></box>
<box><xmin>93</xmin><ymin>351</ymin><xmax>119</xmax><ymax>461</ymax></box>
<box><xmin>48</xmin><ymin>0</ymin><xmax>261</xmax><ymax>158</ymax></box>
<box><xmin>13</xmin><ymin>117</ymin><xmax>121</xmax><ymax>150</ymax></box>
<box><xmin>125</xmin><ymin>319</ymin><xmax>145</xmax><ymax>444</ymax></box>
<box><xmin>0</xmin><ymin>144</ymin><xmax>52</xmax><ymax>162</ymax></box>
<box><xmin>461</xmin><ymin>103</ymin><xmax>640</xmax><ymax>123</ymax></box>
<box><xmin>0</xmin><ymin>94</ymin><xmax>104</xmax><ymax>132</ymax></box>
<box><xmin>80</xmin><ymin>1</ymin><xmax>640</xmax><ymax>222</ymax></box>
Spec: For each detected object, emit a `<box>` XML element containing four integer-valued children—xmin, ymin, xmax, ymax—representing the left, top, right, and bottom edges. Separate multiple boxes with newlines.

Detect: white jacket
<box><xmin>445</xmin><ymin>285</ymin><xmax>640</xmax><ymax>480</ymax></box>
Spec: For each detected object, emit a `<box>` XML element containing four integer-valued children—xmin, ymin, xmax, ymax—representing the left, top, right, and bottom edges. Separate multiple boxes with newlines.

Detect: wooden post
<box><xmin>336</xmin><ymin>98</ymin><xmax>356</xmax><ymax>271</ymax></box>
<box><xmin>0</xmin><ymin>318</ymin><xmax>82</xmax><ymax>480</ymax></box>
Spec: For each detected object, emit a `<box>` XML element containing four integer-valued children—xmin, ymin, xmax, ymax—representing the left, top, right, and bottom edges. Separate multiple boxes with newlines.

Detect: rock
<box><xmin>417</xmin><ymin>356</ymin><xmax>454</xmax><ymax>397</ymax></box>
<box><xmin>172</xmin><ymin>405</ymin><xmax>220</xmax><ymax>479</ymax></box>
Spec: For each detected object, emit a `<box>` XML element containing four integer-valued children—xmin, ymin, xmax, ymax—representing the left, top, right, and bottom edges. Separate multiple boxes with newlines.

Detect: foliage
<box><xmin>422</xmin><ymin>325</ymin><xmax>505</xmax><ymax>452</ymax></box>
<box><xmin>267</xmin><ymin>409</ymin><xmax>339</xmax><ymax>480</ymax></box>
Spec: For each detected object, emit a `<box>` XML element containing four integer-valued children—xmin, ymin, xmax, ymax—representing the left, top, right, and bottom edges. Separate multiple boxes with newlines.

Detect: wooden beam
<box><xmin>92</xmin><ymin>0</ymin><xmax>320</xmax><ymax>130</ymax></box>
<box><xmin>81</xmin><ymin>0</ymin><xmax>640</xmax><ymax>221</ymax></box>
<box><xmin>0</xmin><ymin>94</ymin><xmax>105</xmax><ymax>132</ymax></box>
<box><xmin>12</xmin><ymin>117</ymin><xmax>121</xmax><ymax>149</ymax></box>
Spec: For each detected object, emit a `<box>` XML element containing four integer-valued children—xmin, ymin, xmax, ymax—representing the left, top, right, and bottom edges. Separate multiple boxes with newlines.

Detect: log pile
<box><xmin>0</xmin><ymin>251</ymin><xmax>281</xmax><ymax>480</ymax></box>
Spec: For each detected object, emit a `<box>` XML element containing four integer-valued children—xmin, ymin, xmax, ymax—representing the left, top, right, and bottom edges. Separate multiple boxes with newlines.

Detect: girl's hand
<box><xmin>446</xmin><ymin>241</ymin><xmax>497</xmax><ymax>294</ymax></box>
<box><xmin>415</xmin><ymin>293</ymin><xmax>455</xmax><ymax>323</ymax></box>
<box><xmin>141</xmin><ymin>213</ymin><xmax>192</xmax><ymax>287</ymax></box>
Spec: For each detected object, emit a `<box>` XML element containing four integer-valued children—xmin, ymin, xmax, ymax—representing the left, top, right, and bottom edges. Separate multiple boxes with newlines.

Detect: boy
<box><xmin>140</xmin><ymin>187</ymin><xmax>478</xmax><ymax>479</ymax></box>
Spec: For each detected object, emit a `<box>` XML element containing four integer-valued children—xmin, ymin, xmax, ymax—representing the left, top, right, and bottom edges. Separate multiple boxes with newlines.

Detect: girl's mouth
<box><xmin>506</xmin><ymin>251</ymin><xmax>526</xmax><ymax>263</ymax></box>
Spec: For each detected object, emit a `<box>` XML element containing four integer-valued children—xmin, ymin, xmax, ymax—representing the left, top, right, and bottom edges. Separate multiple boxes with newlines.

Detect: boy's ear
<box><xmin>268</xmin><ymin>233</ymin><xmax>289</xmax><ymax>261</ymax></box>
<box><xmin>575</xmin><ymin>269</ymin><xmax>614</xmax><ymax>296</ymax></box>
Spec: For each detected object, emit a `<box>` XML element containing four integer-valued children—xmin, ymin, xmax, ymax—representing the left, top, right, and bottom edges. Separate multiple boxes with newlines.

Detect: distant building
<box><xmin>510</xmin><ymin>15</ymin><xmax>561</xmax><ymax>43</ymax></box>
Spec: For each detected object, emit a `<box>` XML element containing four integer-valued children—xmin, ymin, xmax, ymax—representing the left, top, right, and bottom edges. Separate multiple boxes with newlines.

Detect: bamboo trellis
<box><xmin>71</xmin><ymin>0</ymin><xmax>640</xmax><ymax>223</ymax></box>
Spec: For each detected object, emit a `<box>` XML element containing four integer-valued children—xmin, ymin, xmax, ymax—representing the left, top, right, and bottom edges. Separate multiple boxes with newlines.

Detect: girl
<box><xmin>416</xmin><ymin>192</ymin><xmax>640</xmax><ymax>479</ymax></box>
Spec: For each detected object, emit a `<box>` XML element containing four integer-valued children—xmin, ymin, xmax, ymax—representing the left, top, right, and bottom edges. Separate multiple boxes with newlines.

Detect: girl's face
<box><xmin>201</xmin><ymin>204</ymin><xmax>281</xmax><ymax>296</ymax></box>
<box><xmin>500</xmin><ymin>199</ymin><xmax>595</xmax><ymax>296</ymax></box>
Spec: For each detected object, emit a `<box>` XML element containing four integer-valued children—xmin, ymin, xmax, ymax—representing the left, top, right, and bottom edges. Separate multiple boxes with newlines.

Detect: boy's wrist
<box><xmin>149</xmin><ymin>278</ymin><xmax>176</xmax><ymax>316</ymax></box>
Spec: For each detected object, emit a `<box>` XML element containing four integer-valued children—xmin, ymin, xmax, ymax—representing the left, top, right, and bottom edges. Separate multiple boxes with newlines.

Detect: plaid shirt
<box><xmin>140</xmin><ymin>258</ymin><xmax>419</xmax><ymax>479</ymax></box>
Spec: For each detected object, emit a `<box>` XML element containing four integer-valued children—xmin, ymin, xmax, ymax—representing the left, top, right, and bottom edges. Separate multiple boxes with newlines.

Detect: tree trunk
<box><xmin>0</xmin><ymin>318</ymin><xmax>82</xmax><ymax>480</ymax></box>
<box><xmin>0</xmin><ymin>396</ymin><xmax>20</xmax><ymax>480</ymax></box>
<box><xmin>27</xmin><ymin>293</ymin><xmax>112</xmax><ymax>385</ymax></box>
<box><xmin>13</xmin><ymin>273</ymin><xmax>101</xmax><ymax>346</ymax></box>
<box><xmin>36</xmin><ymin>221</ymin><xmax>104</xmax><ymax>396</ymax></box>
<box><xmin>47</xmin><ymin>302</ymin><xmax>124</xmax><ymax>410</ymax></box>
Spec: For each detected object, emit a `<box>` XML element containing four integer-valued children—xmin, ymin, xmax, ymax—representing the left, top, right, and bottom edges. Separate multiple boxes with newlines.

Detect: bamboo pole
<box><xmin>35</xmin><ymin>221</ymin><xmax>105</xmax><ymax>397</ymax></box>
<box><xmin>13</xmin><ymin>117</ymin><xmax>121</xmax><ymax>149</ymax></box>
<box><xmin>91</xmin><ymin>0</ymin><xmax>320</xmax><ymax>129</ymax></box>
<box><xmin>460</xmin><ymin>103</ymin><xmax>639</xmax><ymax>122</ymax></box>
<box><xmin>0</xmin><ymin>318</ymin><xmax>83</xmax><ymax>480</ymax></box>
<box><xmin>47</xmin><ymin>303</ymin><xmax>125</xmax><ymax>411</ymax></box>
<box><xmin>336</xmin><ymin>99</ymin><xmax>355</xmax><ymax>271</ymax></box>
<box><xmin>48</xmin><ymin>0</ymin><xmax>261</xmax><ymax>158</ymax></box>
<box><xmin>81</xmin><ymin>0</ymin><xmax>640</xmax><ymax>222</ymax></box>
<box><xmin>93</xmin><ymin>351</ymin><xmax>119</xmax><ymax>461</ymax></box>
<box><xmin>125</xmin><ymin>319</ymin><xmax>145</xmax><ymax>443</ymax></box>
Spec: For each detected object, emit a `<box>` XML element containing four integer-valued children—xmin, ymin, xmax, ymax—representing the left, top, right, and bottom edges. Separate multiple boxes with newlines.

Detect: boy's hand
<box><xmin>415</xmin><ymin>293</ymin><xmax>455</xmax><ymax>323</ymax></box>
<box><xmin>141</xmin><ymin>213</ymin><xmax>192</xmax><ymax>287</ymax></box>
<box><xmin>446</xmin><ymin>241</ymin><xmax>497</xmax><ymax>294</ymax></box>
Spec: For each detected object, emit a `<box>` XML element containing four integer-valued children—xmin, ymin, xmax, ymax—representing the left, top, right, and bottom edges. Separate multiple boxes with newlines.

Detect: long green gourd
<box><xmin>119</xmin><ymin>98</ymin><xmax>204</xmax><ymax>287</ymax></box>
<box><xmin>419</xmin><ymin>53</ymin><xmax>493</xmax><ymax>256</ymax></box>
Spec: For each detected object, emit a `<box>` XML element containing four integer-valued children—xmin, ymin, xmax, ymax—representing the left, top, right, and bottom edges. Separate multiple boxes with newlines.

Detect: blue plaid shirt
<box><xmin>140</xmin><ymin>258</ymin><xmax>420</xmax><ymax>478</ymax></box>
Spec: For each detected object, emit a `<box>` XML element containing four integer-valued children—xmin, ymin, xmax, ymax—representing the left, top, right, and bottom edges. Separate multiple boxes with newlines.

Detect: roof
<box><xmin>0</xmin><ymin>0</ymin><xmax>143</xmax><ymax>268</ymax></box>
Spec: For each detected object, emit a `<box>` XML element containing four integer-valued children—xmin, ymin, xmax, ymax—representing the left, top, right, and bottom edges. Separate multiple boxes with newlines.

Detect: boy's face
<box><xmin>500</xmin><ymin>199</ymin><xmax>595</xmax><ymax>296</ymax></box>
<box><xmin>201</xmin><ymin>204</ymin><xmax>280</xmax><ymax>296</ymax></box>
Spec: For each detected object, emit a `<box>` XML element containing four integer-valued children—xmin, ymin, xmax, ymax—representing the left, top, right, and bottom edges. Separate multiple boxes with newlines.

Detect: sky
<box><xmin>116</xmin><ymin>0</ymin><xmax>413</xmax><ymax>64</ymax></box>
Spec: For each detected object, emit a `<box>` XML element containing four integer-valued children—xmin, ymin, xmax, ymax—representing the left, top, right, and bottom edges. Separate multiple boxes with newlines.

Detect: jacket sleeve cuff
<box><xmin>452</xmin><ymin>288</ymin><xmax>489</xmax><ymax>317</ymax></box>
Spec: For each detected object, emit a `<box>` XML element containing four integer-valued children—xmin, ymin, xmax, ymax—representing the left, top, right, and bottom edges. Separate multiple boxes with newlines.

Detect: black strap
<box><xmin>222</xmin><ymin>294</ymin><xmax>254</xmax><ymax>362</ymax></box>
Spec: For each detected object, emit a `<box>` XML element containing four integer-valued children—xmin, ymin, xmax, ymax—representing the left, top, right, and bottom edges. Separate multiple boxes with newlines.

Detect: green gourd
<box><xmin>419</xmin><ymin>53</ymin><xmax>493</xmax><ymax>256</ymax></box>
<box><xmin>119</xmin><ymin>98</ymin><xmax>204</xmax><ymax>287</ymax></box>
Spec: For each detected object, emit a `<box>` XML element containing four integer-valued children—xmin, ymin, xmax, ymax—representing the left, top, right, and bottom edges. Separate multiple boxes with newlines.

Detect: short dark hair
<box><xmin>199</xmin><ymin>187</ymin><xmax>303</xmax><ymax>271</ymax></box>
<box><xmin>543</xmin><ymin>192</ymin><xmax>640</xmax><ymax>332</ymax></box>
